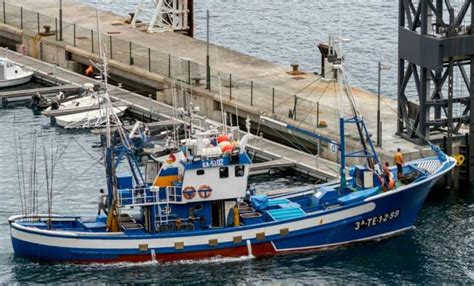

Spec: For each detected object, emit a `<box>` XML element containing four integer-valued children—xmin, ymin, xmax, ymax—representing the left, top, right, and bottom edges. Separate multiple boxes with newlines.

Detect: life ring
<box><xmin>182</xmin><ymin>186</ymin><xmax>196</xmax><ymax>200</ymax></box>
<box><xmin>198</xmin><ymin>185</ymin><xmax>212</xmax><ymax>199</ymax></box>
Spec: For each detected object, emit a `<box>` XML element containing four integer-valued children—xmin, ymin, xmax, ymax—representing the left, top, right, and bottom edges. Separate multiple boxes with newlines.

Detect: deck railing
<box><xmin>117</xmin><ymin>186</ymin><xmax>182</xmax><ymax>207</ymax></box>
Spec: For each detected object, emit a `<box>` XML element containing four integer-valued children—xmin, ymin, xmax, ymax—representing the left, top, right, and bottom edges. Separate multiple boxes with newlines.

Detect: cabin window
<box><xmin>197</xmin><ymin>169</ymin><xmax>205</xmax><ymax>176</ymax></box>
<box><xmin>219</xmin><ymin>167</ymin><xmax>229</xmax><ymax>178</ymax></box>
<box><xmin>235</xmin><ymin>165</ymin><xmax>245</xmax><ymax>177</ymax></box>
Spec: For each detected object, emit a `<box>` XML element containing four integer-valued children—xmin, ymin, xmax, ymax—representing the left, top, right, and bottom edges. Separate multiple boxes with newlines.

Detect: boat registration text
<box><xmin>354</xmin><ymin>210</ymin><xmax>400</xmax><ymax>230</ymax></box>
<box><xmin>202</xmin><ymin>159</ymin><xmax>224</xmax><ymax>168</ymax></box>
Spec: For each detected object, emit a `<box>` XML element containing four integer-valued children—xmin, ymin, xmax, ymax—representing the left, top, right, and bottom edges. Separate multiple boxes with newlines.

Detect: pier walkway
<box><xmin>3</xmin><ymin>49</ymin><xmax>338</xmax><ymax>181</ymax></box>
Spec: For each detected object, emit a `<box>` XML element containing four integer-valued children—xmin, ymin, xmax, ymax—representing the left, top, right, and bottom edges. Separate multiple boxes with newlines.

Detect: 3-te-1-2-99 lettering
<box><xmin>354</xmin><ymin>210</ymin><xmax>400</xmax><ymax>230</ymax></box>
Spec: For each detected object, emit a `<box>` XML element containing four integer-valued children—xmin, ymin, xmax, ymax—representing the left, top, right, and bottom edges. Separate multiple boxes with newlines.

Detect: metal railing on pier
<box><xmin>0</xmin><ymin>1</ymin><xmax>336</xmax><ymax>134</ymax></box>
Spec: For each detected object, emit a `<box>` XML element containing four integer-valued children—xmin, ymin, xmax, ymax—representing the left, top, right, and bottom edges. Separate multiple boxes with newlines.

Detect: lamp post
<box><xmin>206</xmin><ymin>9</ymin><xmax>210</xmax><ymax>90</ymax></box>
<box><xmin>59</xmin><ymin>0</ymin><xmax>63</xmax><ymax>41</ymax></box>
<box><xmin>377</xmin><ymin>61</ymin><xmax>391</xmax><ymax>148</ymax></box>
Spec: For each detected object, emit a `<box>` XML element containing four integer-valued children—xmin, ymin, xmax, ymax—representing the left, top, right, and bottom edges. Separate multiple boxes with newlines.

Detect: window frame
<box><xmin>219</xmin><ymin>166</ymin><xmax>229</xmax><ymax>178</ymax></box>
<box><xmin>235</xmin><ymin>165</ymin><xmax>245</xmax><ymax>177</ymax></box>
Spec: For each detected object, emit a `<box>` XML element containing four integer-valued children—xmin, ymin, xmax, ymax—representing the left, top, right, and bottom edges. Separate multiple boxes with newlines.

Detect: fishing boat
<box><xmin>8</xmin><ymin>44</ymin><xmax>456</xmax><ymax>263</ymax></box>
<box><xmin>0</xmin><ymin>57</ymin><xmax>33</xmax><ymax>88</ymax></box>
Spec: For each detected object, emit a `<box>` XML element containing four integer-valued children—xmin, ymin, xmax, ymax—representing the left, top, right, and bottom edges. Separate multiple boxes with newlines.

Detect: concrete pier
<box><xmin>2</xmin><ymin>49</ymin><xmax>338</xmax><ymax>181</ymax></box>
<box><xmin>0</xmin><ymin>0</ymin><xmax>445</xmax><ymax>169</ymax></box>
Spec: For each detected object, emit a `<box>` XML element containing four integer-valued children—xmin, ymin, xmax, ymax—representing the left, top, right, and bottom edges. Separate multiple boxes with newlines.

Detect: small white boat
<box><xmin>0</xmin><ymin>58</ymin><xmax>33</xmax><ymax>88</ymax></box>
<box><xmin>55</xmin><ymin>105</ymin><xmax>128</xmax><ymax>129</ymax></box>
<box><xmin>45</xmin><ymin>83</ymin><xmax>100</xmax><ymax>112</ymax></box>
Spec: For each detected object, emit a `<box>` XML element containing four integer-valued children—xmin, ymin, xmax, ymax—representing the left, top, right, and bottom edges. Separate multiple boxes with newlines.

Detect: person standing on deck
<box><xmin>394</xmin><ymin>148</ymin><xmax>405</xmax><ymax>180</ymax></box>
<box><xmin>383</xmin><ymin>162</ymin><xmax>391</xmax><ymax>191</ymax></box>
<box><xmin>98</xmin><ymin>189</ymin><xmax>108</xmax><ymax>215</ymax></box>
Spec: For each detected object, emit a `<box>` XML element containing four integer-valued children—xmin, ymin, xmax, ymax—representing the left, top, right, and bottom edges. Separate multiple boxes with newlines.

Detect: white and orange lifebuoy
<box><xmin>182</xmin><ymin>186</ymin><xmax>196</xmax><ymax>200</ymax></box>
<box><xmin>198</xmin><ymin>185</ymin><xmax>212</xmax><ymax>199</ymax></box>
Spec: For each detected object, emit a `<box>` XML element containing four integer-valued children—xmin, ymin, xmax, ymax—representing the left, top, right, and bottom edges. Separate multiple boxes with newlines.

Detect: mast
<box><xmin>334</xmin><ymin>61</ymin><xmax>346</xmax><ymax>190</ymax></box>
<box><xmin>329</xmin><ymin>36</ymin><xmax>380</xmax><ymax>182</ymax></box>
<box><xmin>95</xmin><ymin>2</ymin><xmax>114</xmax><ymax>209</ymax></box>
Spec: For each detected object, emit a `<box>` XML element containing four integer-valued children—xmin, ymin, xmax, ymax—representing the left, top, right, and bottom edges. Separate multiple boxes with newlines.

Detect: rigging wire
<box><xmin>294</xmin><ymin>79</ymin><xmax>331</xmax><ymax>129</ymax></box>
<box><xmin>346</xmin><ymin>68</ymin><xmax>443</xmax><ymax>147</ymax></box>
<box><xmin>12</xmin><ymin>116</ymin><xmax>25</xmax><ymax>216</ymax></box>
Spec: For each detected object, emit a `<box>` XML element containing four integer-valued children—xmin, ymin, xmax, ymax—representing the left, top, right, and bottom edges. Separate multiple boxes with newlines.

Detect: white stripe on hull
<box><xmin>11</xmin><ymin>203</ymin><xmax>376</xmax><ymax>249</ymax></box>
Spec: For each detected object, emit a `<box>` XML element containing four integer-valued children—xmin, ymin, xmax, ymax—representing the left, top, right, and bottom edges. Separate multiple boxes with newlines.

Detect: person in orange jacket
<box><xmin>85</xmin><ymin>65</ymin><xmax>94</xmax><ymax>77</ymax></box>
<box><xmin>394</xmin><ymin>148</ymin><xmax>404</xmax><ymax>180</ymax></box>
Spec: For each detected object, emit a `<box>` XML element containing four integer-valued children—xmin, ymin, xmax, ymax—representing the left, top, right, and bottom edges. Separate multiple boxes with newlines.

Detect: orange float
<box><xmin>217</xmin><ymin>135</ymin><xmax>230</xmax><ymax>144</ymax></box>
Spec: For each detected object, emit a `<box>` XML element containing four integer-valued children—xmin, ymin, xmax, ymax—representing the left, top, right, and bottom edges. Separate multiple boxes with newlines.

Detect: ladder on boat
<box><xmin>155</xmin><ymin>186</ymin><xmax>182</xmax><ymax>231</ymax></box>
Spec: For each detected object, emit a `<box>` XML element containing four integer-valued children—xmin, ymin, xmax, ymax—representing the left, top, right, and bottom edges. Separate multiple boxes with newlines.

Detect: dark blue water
<box><xmin>0</xmin><ymin>106</ymin><xmax>473</xmax><ymax>284</ymax></box>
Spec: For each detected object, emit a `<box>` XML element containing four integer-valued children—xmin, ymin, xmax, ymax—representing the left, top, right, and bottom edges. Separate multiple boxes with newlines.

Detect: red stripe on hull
<box><xmin>76</xmin><ymin>242</ymin><xmax>277</xmax><ymax>264</ymax></box>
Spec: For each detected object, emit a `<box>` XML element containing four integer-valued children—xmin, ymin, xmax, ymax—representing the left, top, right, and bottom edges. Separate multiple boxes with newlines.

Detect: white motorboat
<box><xmin>44</xmin><ymin>83</ymin><xmax>100</xmax><ymax>112</ymax></box>
<box><xmin>55</xmin><ymin>105</ymin><xmax>128</xmax><ymax>129</ymax></box>
<box><xmin>0</xmin><ymin>58</ymin><xmax>33</xmax><ymax>88</ymax></box>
